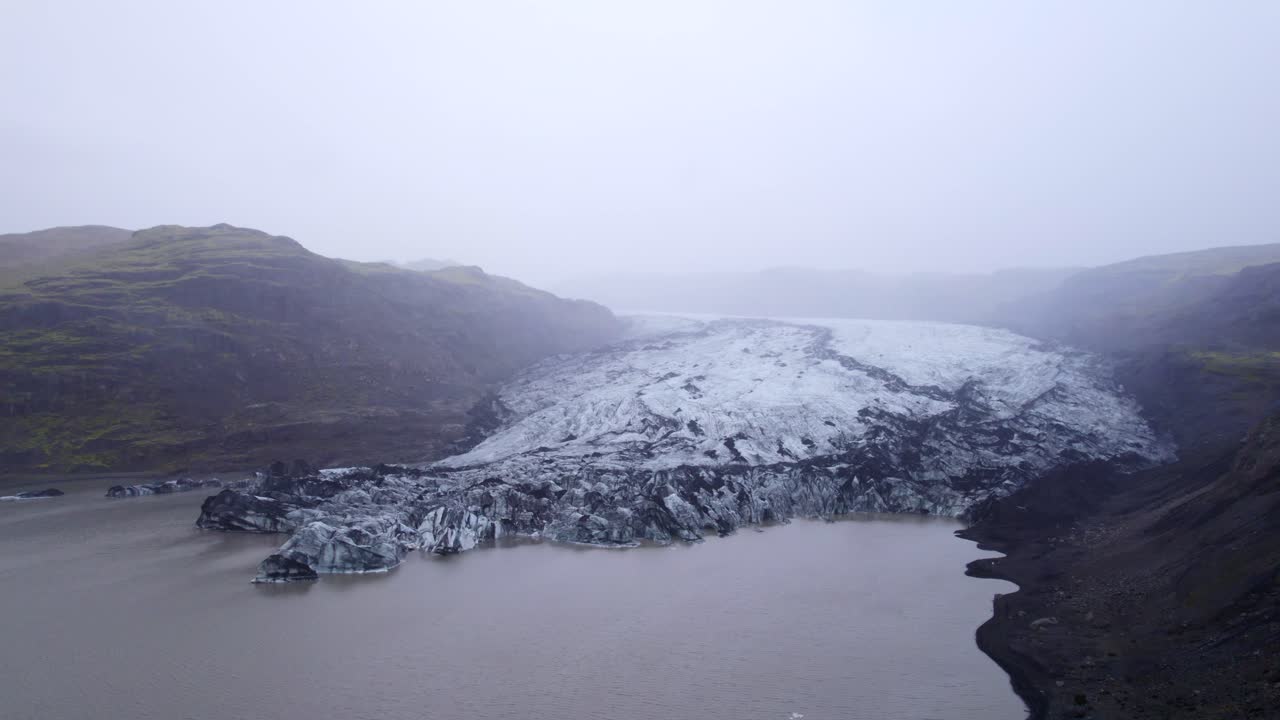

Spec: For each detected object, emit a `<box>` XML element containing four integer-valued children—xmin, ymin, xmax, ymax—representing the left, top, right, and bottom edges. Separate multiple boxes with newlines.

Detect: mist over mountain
<box><xmin>1003</xmin><ymin>247</ymin><xmax>1280</xmax><ymax>454</ymax></box>
<box><xmin>395</xmin><ymin>258</ymin><xmax>465</xmax><ymax>273</ymax></box>
<box><xmin>0</xmin><ymin>225</ymin><xmax>619</xmax><ymax>473</ymax></box>
<box><xmin>556</xmin><ymin>266</ymin><xmax>1081</xmax><ymax>323</ymax></box>
<box><xmin>557</xmin><ymin>243</ymin><xmax>1280</xmax><ymax>457</ymax></box>
<box><xmin>4</xmin><ymin>4</ymin><xmax>1280</xmax><ymax>720</ymax></box>
<box><xmin>1001</xmin><ymin>243</ymin><xmax>1280</xmax><ymax>350</ymax></box>
<box><xmin>557</xmin><ymin>242</ymin><xmax>1280</xmax><ymax>328</ymax></box>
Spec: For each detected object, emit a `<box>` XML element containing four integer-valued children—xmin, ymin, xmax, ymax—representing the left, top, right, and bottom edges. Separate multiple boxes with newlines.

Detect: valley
<box><xmin>191</xmin><ymin>315</ymin><xmax>1167</xmax><ymax>583</ymax></box>
<box><xmin>6</xmin><ymin>8</ymin><xmax>1278</xmax><ymax>719</ymax></box>
<box><xmin>4</xmin><ymin>225</ymin><xmax>1280</xmax><ymax>720</ymax></box>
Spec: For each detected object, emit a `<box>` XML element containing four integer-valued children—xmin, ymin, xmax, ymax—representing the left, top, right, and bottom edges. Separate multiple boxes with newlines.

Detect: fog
<box><xmin>2</xmin><ymin>1</ymin><xmax>1278</xmax><ymax>287</ymax></box>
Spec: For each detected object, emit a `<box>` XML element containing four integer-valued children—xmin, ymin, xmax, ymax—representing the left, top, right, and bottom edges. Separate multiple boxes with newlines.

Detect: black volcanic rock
<box><xmin>963</xmin><ymin>412</ymin><xmax>1280</xmax><ymax>719</ymax></box>
<box><xmin>106</xmin><ymin>477</ymin><xmax>223</xmax><ymax>498</ymax></box>
<box><xmin>20</xmin><ymin>488</ymin><xmax>63</xmax><ymax>498</ymax></box>
<box><xmin>953</xmin><ymin>249</ymin><xmax>1280</xmax><ymax>720</ymax></box>
<box><xmin>1</xmin><ymin>488</ymin><xmax>64</xmax><ymax>500</ymax></box>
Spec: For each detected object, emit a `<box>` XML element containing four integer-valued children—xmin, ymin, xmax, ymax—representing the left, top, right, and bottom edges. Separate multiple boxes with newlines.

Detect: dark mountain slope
<box><xmin>1003</xmin><ymin>243</ymin><xmax>1280</xmax><ymax>354</ymax></box>
<box><xmin>1006</xmin><ymin>260</ymin><xmax>1280</xmax><ymax>452</ymax></box>
<box><xmin>0</xmin><ymin>224</ymin><xmax>619</xmax><ymax>473</ymax></box>
<box><xmin>964</xmin><ymin>414</ymin><xmax>1280</xmax><ymax>719</ymax></box>
<box><xmin>964</xmin><ymin>251</ymin><xmax>1280</xmax><ymax>719</ymax></box>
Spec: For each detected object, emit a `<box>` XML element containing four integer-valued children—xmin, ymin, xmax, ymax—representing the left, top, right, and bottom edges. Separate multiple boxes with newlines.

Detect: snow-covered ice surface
<box><xmin>444</xmin><ymin>316</ymin><xmax>1166</xmax><ymax>476</ymax></box>
<box><xmin>203</xmin><ymin>316</ymin><xmax>1174</xmax><ymax>581</ymax></box>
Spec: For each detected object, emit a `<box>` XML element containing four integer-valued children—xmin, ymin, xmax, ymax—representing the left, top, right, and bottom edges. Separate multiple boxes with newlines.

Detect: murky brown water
<box><xmin>0</xmin><ymin>479</ymin><xmax>1023</xmax><ymax>720</ymax></box>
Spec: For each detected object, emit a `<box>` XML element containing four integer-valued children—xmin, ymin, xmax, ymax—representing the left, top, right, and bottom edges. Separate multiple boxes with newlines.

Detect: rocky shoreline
<box><xmin>958</xmin><ymin>423</ymin><xmax>1280</xmax><ymax>719</ymax></box>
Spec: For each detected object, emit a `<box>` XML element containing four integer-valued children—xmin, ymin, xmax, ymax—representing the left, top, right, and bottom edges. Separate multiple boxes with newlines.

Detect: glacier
<box><xmin>195</xmin><ymin>316</ymin><xmax>1173</xmax><ymax>582</ymax></box>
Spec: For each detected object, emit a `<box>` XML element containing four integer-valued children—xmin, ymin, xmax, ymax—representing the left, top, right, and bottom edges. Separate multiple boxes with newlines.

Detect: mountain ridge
<box><xmin>555</xmin><ymin>243</ymin><xmax>1280</xmax><ymax>327</ymax></box>
<box><xmin>0</xmin><ymin>224</ymin><xmax>620</xmax><ymax>473</ymax></box>
<box><xmin>0</xmin><ymin>225</ymin><xmax>135</xmax><ymax>284</ymax></box>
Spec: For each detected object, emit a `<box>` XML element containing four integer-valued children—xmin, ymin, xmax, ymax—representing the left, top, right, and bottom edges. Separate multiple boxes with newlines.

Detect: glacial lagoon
<box><xmin>0</xmin><ymin>479</ymin><xmax>1023</xmax><ymax>720</ymax></box>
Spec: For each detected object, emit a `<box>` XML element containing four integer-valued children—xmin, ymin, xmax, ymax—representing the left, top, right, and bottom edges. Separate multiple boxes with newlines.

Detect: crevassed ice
<box><xmin>442</xmin><ymin>315</ymin><xmax>1164</xmax><ymax>472</ymax></box>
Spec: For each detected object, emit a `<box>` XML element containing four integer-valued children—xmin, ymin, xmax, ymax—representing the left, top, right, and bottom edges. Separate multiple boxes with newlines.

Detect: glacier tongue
<box><xmin>202</xmin><ymin>316</ymin><xmax>1173</xmax><ymax>582</ymax></box>
<box><xmin>444</xmin><ymin>316</ymin><xmax>1165</xmax><ymax>475</ymax></box>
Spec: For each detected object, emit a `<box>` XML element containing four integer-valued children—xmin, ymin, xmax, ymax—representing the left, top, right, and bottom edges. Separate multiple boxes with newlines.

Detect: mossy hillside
<box><xmin>0</xmin><ymin>225</ymin><xmax>134</xmax><ymax>286</ymax></box>
<box><xmin>1</xmin><ymin>224</ymin><xmax>620</xmax><ymax>473</ymax></box>
<box><xmin>1028</xmin><ymin>258</ymin><xmax>1280</xmax><ymax>451</ymax></box>
<box><xmin>2</xmin><ymin>406</ymin><xmax>206</xmax><ymax>472</ymax></box>
<box><xmin>1193</xmin><ymin>350</ymin><xmax>1280</xmax><ymax>381</ymax></box>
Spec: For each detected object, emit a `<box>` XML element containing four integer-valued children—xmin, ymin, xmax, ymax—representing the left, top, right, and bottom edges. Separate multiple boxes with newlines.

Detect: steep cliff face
<box><xmin>0</xmin><ymin>224</ymin><xmax>620</xmax><ymax>472</ymax></box>
<box><xmin>196</xmin><ymin>316</ymin><xmax>1169</xmax><ymax>582</ymax></box>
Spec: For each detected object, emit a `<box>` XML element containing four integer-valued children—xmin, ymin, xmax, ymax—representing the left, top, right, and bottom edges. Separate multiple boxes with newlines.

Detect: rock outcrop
<box><xmin>198</xmin><ymin>317</ymin><xmax>1171</xmax><ymax>583</ymax></box>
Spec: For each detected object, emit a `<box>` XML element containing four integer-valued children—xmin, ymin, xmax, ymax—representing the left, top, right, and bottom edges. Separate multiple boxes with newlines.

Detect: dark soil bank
<box><xmin>961</xmin><ymin>418</ymin><xmax>1280</xmax><ymax>719</ymax></box>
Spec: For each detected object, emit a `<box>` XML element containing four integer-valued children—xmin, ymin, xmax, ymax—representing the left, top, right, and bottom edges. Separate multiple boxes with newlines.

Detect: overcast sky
<box><xmin>2</xmin><ymin>2</ymin><xmax>1278</xmax><ymax>286</ymax></box>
